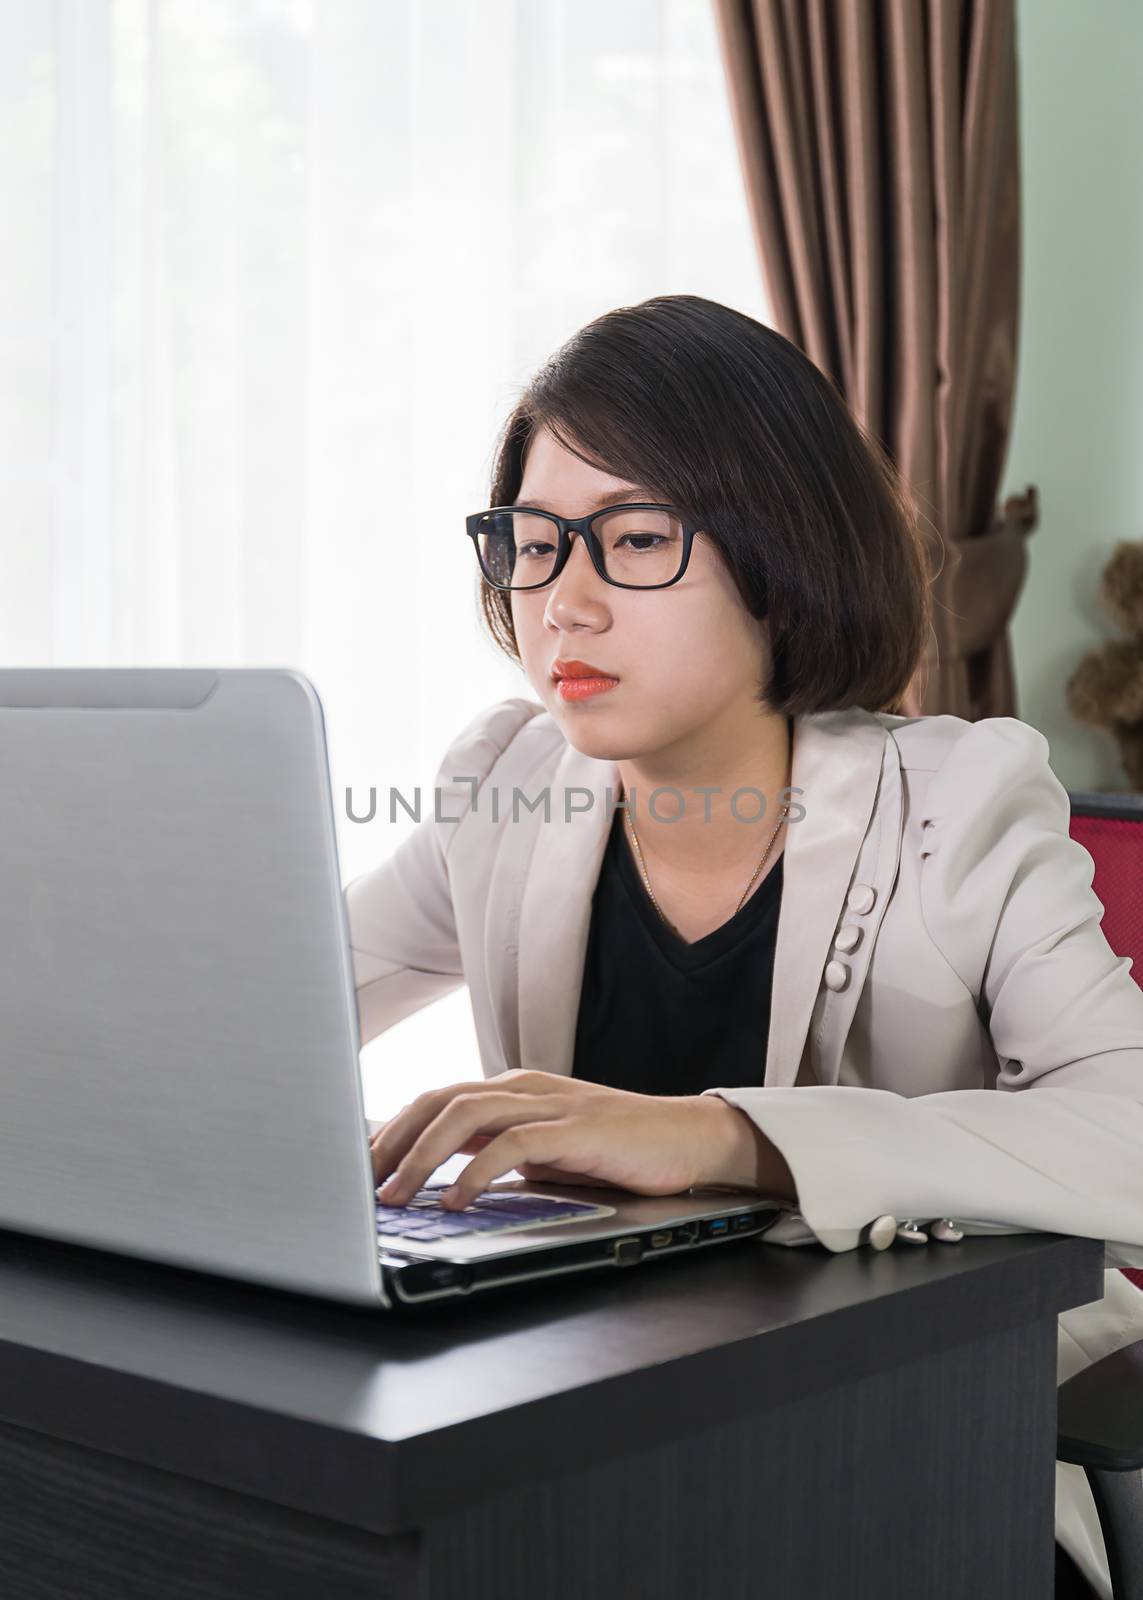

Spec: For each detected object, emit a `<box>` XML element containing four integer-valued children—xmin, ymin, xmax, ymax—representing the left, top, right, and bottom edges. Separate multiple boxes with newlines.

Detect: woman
<box><xmin>346</xmin><ymin>295</ymin><xmax>1143</xmax><ymax>1597</ymax></box>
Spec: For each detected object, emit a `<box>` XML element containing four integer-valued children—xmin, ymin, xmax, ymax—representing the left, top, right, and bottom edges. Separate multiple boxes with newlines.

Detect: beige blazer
<box><xmin>345</xmin><ymin>695</ymin><xmax>1143</xmax><ymax>1595</ymax></box>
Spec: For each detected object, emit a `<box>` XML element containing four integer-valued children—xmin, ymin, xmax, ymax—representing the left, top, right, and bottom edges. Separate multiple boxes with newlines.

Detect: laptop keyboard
<box><xmin>375</xmin><ymin>1186</ymin><xmax>611</xmax><ymax>1242</ymax></box>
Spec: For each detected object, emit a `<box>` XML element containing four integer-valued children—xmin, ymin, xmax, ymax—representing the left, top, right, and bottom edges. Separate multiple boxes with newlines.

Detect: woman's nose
<box><xmin>544</xmin><ymin>531</ymin><xmax>607</xmax><ymax>613</ymax></box>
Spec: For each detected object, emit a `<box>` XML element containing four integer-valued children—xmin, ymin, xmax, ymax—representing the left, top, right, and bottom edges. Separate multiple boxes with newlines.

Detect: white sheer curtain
<box><xmin>0</xmin><ymin>0</ymin><xmax>767</xmax><ymax>1121</ymax></box>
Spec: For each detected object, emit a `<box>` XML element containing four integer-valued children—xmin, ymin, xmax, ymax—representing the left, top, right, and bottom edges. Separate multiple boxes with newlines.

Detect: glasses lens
<box><xmin>594</xmin><ymin>506</ymin><xmax>686</xmax><ymax>586</ymax></box>
<box><xmin>473</xmin><ymin>506</ymin><xmax>687</xmax><ymax>588</ymax></box>
<box><xmin>474</xmin><ymin>511</ymin><xmax>559</xmax><ymax>589</ymax></box>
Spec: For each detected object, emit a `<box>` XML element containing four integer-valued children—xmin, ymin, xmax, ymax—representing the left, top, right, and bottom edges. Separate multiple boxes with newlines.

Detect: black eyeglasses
<box><xmin>465</xmin><ymin>503</ymin><xmax>700</xmax><ymax>591</ymax></box>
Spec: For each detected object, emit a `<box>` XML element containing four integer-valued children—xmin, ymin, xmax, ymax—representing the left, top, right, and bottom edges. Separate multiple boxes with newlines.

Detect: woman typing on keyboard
<box><xmin>345</xmin><ymin>294</ymin><xmax>1143</xmax><ymax>1599</ymax></box>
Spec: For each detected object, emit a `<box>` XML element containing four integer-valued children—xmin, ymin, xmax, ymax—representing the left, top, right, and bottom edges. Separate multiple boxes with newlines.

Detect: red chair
<box><xmin>1055</xmin><ymin>791</ymin><xmax>1143</xmax><ymax>1597</ymax></box>
<box><xmin>1067</xmin><ymin>787</ymin><xmax>1143</xmax><ymax>1300</ymax></box>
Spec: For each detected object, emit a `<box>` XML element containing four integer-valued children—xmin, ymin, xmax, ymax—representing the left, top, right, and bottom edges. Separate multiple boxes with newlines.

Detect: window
<box><xmin>0</xmin><ymin>0</ymin><xmax>768</xmax><ymax>1118</ymax></box>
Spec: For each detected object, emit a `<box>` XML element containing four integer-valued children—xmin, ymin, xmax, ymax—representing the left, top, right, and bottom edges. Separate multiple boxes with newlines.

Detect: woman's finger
<box><xmin>439</xmin><ymin>1121</ymin><xmax>587</xmax><ymax>1209</ymax></box>
<box><xmin>369</xmin><ymin>1080</ymin><xmax>511</xmax><ymax>1177</ymax></box>
<box><xmin>373</xmin><ymin>1091</ymin><xmax>567</xmax><ymax>1199</ymax></box>
<box><xmin>376</xmin><ymin>1129</ymin><xmax>495</xmax><ymax>1163</ymax></box>
<box><xmin>368</xmin><ymin>1071</ymin><xmax>563</xmax><ymax>1174</ymax></box>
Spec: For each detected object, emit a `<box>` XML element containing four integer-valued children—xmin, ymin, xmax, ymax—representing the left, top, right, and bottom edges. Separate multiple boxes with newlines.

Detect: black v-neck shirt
<box><xmin>570</xmin><ymin>805</ymin><xmax>783</xmax><ymax>1096</ymax></box>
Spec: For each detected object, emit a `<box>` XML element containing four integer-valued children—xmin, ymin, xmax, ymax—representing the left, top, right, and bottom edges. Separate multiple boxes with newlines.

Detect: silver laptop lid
<box><xmin>0</xmin><ymin>667</ymin><xmax>384</xmax><ymax>1307</ymax></box>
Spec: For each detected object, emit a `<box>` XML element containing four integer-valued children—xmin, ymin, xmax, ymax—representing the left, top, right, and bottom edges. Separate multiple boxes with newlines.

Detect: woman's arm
<box><xmin>706</xmin><ymin>1098</ymin><xmax>798</xmax><ymax>1200</ymax></box>
<box><xmin>344</xmin><ymin>698</ymin><xmax>542</xmax><ymax>1045</ymax></box>
<box><xmin>700</xmin><ymin>718</ymin><xmax>1143</xmax><ymax>1263</ymax></box>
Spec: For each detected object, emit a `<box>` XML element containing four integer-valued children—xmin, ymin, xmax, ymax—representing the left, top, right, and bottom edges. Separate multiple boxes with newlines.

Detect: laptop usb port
<box><xmin>705</xmin><ymin>1217</ymin><xmax>730</xmax><ymax>1237</ymax></box>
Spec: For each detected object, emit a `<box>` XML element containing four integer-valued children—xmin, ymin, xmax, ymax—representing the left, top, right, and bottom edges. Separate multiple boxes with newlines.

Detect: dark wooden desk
<box><xmin>0</xmin><ymin>1224</ymin><xmax>1103</xmax><ymax>1600</ymax></box>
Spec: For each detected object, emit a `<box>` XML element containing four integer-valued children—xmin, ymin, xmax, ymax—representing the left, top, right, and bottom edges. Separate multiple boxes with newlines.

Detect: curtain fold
<box><xmin>712</xmin><ymin>0</ymin><xmax>1038</xmax><ymax>719</ymax></box>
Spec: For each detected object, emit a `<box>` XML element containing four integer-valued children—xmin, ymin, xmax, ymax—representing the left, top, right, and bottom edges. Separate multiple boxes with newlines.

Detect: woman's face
<box><xmin>509</xmin><ymin>425</ymin><xmax>772</xmax><ymax>762</ymax></box>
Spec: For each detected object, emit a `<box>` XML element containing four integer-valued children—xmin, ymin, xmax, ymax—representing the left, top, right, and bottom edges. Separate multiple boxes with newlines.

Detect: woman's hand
<box><xmin>368</xmin><ymin>1068</ymin><xmax>792</xmax><ymax>1210</ymax></box>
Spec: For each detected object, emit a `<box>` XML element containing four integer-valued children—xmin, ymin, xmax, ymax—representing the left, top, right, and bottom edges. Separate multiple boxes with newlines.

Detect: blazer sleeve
<box><xmin>343</xmin><ymin>697</ymin><xmax>542</xmax><ymax>1048</ymax></box>
<box><xmin>701</xmin><ymin>717</ymin><xmax>1143</xmax><ymax>1265</ymax></box>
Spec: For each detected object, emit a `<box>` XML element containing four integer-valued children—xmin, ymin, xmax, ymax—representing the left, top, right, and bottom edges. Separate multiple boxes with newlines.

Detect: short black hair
<box><xmin>478</xmin><ymin>294</ymin><xmax>933</xmax><ymax>717</ymax></box>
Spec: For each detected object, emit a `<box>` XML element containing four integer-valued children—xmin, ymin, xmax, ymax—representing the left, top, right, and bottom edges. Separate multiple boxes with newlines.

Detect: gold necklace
<box><xmin>623</xmin><ymin>801</ymin><xmax>789</xmax><ymax>936</ymax></box>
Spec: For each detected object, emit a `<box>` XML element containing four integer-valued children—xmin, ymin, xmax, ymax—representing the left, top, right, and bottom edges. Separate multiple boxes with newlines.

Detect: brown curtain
<box><xmin>712</xmin><ymin>0</ymin><xmax>1038</xmax><ymax>719</ymax></box>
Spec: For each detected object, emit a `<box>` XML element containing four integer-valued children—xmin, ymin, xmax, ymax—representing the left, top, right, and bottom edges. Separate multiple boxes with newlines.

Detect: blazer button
<box><xmin>823</xmin><ymin>959</ymin><xmax>850</xmax><ymax>992</ymax></box>
<box><xmin>847</xmin><ymin>883</ymin><xmax>876</xmax><ymax>915</ymax></box>
<box><xmin>834</xmin><ymin>923</ymin><xmax>862</xmax><ymax>954</ymax></box>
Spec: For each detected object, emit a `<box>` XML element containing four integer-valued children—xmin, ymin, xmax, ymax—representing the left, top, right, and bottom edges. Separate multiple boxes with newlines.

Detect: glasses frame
<box><xmin>465</xmin><ymin>503</ymin><xmax>701</xmax><ymax>592</ymax></box>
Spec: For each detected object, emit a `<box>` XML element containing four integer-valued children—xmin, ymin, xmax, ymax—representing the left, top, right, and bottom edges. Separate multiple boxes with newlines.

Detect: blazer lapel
<box><xmin>515</xmin><ymin>740</ymin><xmax>617</xmax><ymax>1079</ymax></box>
<box><xmin>513</xmin><ymin>708</ymin><xmax>889</xmax><ymax>1087</ymax></box>
<box><xmin>770</xmin><ymin>711</ymin><xmax>894</xmax><ymax>1088</ymax></box>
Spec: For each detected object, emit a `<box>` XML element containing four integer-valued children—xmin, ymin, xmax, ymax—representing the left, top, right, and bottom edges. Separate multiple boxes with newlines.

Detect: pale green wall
<box><xmin>1005</xmin><ymin>0</ymin><xmax>1143</xmax><ymax>789</ymax></box>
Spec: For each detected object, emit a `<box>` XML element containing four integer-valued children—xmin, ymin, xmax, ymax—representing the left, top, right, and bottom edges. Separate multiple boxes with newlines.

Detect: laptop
<box><xmin>0</xmin><ymin>667</ymin><xmax>783</xmax><ymax>1310</ymax></box>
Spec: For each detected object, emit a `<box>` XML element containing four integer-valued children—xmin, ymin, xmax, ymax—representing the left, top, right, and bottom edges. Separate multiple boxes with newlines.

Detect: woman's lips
<box><xmin>555</xmin><ymin>675</ymin><xmax>620</xmax><ymax>702</ymax></box>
